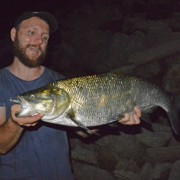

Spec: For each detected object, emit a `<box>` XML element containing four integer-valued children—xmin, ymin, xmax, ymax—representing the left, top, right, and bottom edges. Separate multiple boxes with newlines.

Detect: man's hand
<box><xmin>118</xmin><ymin>107</ymin><xmax>141</xmax><ymax>125</ymax></box>
<box><xmin>11</xmin><ymin>104</ymin><xmax>43</xmax><ymax>127</ymax></box>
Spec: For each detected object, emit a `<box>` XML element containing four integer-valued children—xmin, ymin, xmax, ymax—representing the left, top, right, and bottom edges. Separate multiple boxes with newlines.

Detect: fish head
<box><xmin>13</xmin><ymin>86</ymin><xmax>70</xmax><ymax>118</ymax></box>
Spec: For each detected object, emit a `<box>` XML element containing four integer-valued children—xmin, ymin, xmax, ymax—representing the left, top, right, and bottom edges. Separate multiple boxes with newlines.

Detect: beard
<box><xmin>13</xmin><ymin>36</ymin><xmax>47</xmax><ymax>68</ymax></box>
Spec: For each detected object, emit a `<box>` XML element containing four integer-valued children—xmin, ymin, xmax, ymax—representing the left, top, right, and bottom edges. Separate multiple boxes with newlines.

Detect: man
<box><xmin>0</xmin><ymin>11</ymin><xmax>141</xmax><ymax>179</ymax></box>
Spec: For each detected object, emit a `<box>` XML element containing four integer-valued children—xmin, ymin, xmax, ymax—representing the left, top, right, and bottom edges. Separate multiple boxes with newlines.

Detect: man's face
<box><xmin>12</xmin><ymin>17</ymin><xmax>50</xmax><ymax>68</ymax></box>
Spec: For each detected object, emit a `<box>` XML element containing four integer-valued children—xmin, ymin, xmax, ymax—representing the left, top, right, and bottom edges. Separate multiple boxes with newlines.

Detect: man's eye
<box><xmin>43</xmin><ymin>36</ymin><xmax>49</xmax><ymax>41</ymax></box>
<box><xmin>28</xmin><ymin>31</ymin><xmax>35</xmax><ymax>36</ymax></box>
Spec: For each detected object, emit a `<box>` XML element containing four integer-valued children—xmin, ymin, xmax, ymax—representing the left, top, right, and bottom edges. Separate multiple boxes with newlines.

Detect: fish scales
<box><xmin>13</xmin><ymin>72</ymin><xmax>180</xmax><ymax>135</ymax></box>
<box><xmin>57</xmin><ymin>74</ymin><xmax>122</xmax><ymax>125</ymax></box>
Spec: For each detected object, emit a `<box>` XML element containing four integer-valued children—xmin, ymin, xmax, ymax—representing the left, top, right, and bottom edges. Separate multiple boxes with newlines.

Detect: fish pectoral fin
<box><xmin>72</xmin><ymin>118</ymin><xmax>99</xmax><ymax>135</ymax></box>
<box><xmin>67</xmin><ymin>111</ymin><xmax>100</xmax><ymax>136</ymax></box>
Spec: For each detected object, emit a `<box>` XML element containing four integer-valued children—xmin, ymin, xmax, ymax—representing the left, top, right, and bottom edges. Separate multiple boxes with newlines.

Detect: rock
<box><xmin>152</xmin><ymin>163</ymin><xmax>172</xmax><ymax>180</ymax></box>
<box><xmin>163</xmin><ymin>62</ymin><xmax>180</xmax><ymax>94</ymax></box>
<box><xmin>146</xmin><ymin>146</ymin><xmax>180</xmax><ymax>163</ymax></box>
<box><xmin>115</xmin><ymin>158</ymin><xmax>140</xmax><ymax>173</ymax></box>
<box><xmin>71</xmin><ymin>146</ymin><xmax>98</xmax><ymax>165</ymax></box>
<box><xmin>72</xmin><ymin>161</ymin><xmax>117</xmax><ymax>180</ymax></box>
<box><xmin>168</xmin><ymin>160</ymin><xmax>180</xmax><ymax>180</ymax></box>
<box><xmin>113</xmin><ymin>169</ymin><xmax>139</xmax><ymax>180</ymax></box>
<box><xmin>136</xmin><ymin>127</ymin><xmax>172</xmax><ymax>147</ymax></box>
<box><xmin>139</xmin><ymin>162</ymin><xmax>154</xmax><ymax>180</ymax></box>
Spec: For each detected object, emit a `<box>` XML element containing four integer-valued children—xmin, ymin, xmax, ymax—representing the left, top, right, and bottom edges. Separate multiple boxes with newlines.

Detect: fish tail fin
<box><xmin>167</xmin><ymin>95</ymin><xmax>180</xmax><ymax>135</ymax></box>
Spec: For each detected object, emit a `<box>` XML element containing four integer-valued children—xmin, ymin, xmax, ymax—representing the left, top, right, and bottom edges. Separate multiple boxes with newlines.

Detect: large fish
<box><xmin>12</xmin><ymin>72</ymin><xmax>180</xmax><ymax>135</ymax></box>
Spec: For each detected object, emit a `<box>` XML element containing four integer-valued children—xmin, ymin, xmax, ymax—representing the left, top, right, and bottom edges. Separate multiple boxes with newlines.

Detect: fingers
<box><xmin>12</xmin><ymin>114</ymin><xmax>42</xmax><ymax>127</ymax></box>
<box><xmin>132</xmin><ymin>112</ymin><xmax>141</xmax><ymax>124</ymax></box>
<box><xmin>22</xmin><ymin>122</ymin><xmax>38</xmax><ymax>127</ymax></box>
<box><xmin>134</xmin><ymin>106</ymin><xmax>141</xmax><ymax>118</ymax></box>
<box><xmin>119</xmin><ymin>113</ymin><xmax>139</xmax><ymax>125</ymax></box>
<box><xmin>11</xmin><ymin>104</ymin><xmax>43</xmax><ymax>127</ymax></box>
<box><xmin>119</xmin><ymin>107</ymin><xmax>141</xmax><ymax>125</ymax></box>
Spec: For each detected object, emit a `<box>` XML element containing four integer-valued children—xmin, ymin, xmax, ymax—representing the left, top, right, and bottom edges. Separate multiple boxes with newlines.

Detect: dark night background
<box><xmin>1</xmin><ymin>1</ymin><xmax>180</xmax><ymax>179</ymax></box>
<box><xmin>0</xmin><ymin>0</ymin><xmax>79</xmax><ymax>36</ymax></box>
<box><xmin>1</xmin><ymin>0</ymin><xmax>180</xmax><ymax>77</ymax></box>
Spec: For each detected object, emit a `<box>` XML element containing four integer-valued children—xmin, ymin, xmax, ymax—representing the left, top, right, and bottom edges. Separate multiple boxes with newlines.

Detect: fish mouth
<box><xmin>11</xmin><ymin>96</ymin><xmax>38</xmax><ymax>117</ymax></box>
<box><xmin>11</xmin><ymin>96</ymin><xmax>21</xmax><ymax>104</ymax></box>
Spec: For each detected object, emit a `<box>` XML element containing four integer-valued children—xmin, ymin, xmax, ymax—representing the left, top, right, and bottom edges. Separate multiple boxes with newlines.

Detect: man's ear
<box><xmin>10</xmin><ymin>28</ymin><xmax>17</xmax><ymax>42</ymax></box>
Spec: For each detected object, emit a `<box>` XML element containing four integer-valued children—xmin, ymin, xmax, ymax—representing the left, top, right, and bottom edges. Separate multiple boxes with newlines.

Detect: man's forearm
<box><xmin>0</xmin><ymin>118</ymin><xmax>23</xmax><ymax>154</ymax></box>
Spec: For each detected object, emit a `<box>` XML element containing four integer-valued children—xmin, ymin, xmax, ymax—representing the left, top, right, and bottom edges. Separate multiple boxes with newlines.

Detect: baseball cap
<box><xmin>14</xmin><ymin>11</ymin><xmax>58</xmax><ymax>33</ymax></box>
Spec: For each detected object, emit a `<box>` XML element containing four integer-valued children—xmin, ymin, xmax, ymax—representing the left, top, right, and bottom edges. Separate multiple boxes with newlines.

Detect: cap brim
<box><xmin>14</xmin><ymin>11</ymin><xmax>58</xmax><ymax>33</ymax></box>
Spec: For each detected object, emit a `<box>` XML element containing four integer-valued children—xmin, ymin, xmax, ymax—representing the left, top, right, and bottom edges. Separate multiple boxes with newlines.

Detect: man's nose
<box><xmin>34</xmin><ymin>35</ymin><xmax>43</xmax><ymax>44</ymax></box>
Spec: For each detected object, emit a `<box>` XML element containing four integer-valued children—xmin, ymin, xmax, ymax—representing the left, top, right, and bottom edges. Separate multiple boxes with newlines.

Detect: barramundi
<box><xmin>12</xmin><ymin>72</ymin><xmax>180</xmax><ymax>135</ymax></box>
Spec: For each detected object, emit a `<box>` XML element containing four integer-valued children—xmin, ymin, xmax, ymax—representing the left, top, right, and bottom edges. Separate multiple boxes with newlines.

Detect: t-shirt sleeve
<box><xmin>0</xmin><ymin>84</ymin><xmax>5</xmax><ymax>107</ymax></box>
<box><xmin>0</xmin><ymin>99</ymin><xmax>5</xmax><ymax>107</ymax></box>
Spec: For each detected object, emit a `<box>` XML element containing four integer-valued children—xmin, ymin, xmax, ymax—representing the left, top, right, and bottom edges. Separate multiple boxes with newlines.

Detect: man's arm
<box><xmin>0</xmin><ymin>105</ymin><xmax>42</xmax><ymax>154</ymax></box>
